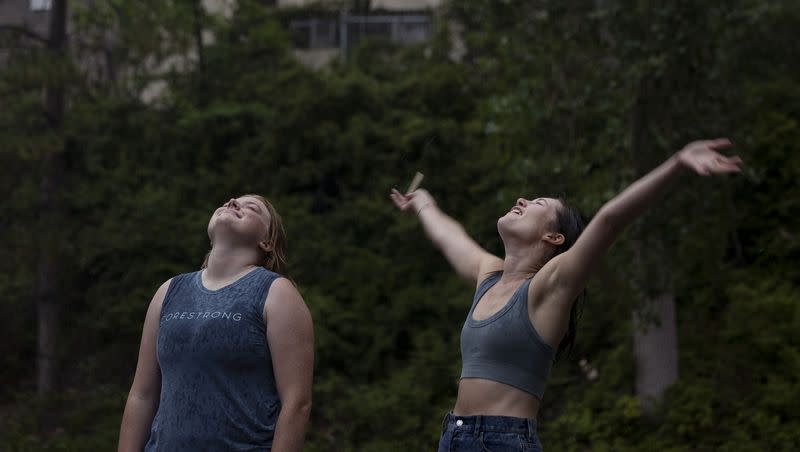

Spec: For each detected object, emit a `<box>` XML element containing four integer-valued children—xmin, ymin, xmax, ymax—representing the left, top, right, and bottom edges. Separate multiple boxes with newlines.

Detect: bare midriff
<box><xmin>453</xmin><ymin>378</ymin><xmax>541</xmax><ymax>419</ymax></box>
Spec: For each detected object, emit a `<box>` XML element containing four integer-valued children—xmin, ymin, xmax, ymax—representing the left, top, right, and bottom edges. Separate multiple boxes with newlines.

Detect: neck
<box><xmin>205</xmin><ymin>241</ymin><xmax>261</xmax><ymax>283</ymax></box>
<box><xmin>501</xmin><ymin>242</ymin><xmax>550</xmax><ymax>282</ymax></box>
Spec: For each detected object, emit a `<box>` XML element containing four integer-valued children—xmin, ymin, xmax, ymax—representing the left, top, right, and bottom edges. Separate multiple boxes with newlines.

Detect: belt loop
<box><xmin>526</xmin><ymin>418</ymin><xmax>535</xmax><ymax>440</ymax></box>
<box><xmin>473</xmin><ymin>415</ymin><xmax>482</xmax><ymax>437</ymax></box>
<box><xmin>441</xmin><ymin>411</ymin><xmax>450</xmax><ymax>432</ymax></box>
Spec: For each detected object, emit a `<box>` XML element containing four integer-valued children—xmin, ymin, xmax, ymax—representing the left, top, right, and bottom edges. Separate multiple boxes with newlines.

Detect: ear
<box><xmin>259</xmin><ymin>241</ymin><xmax>273</xmax><ymax>253</ymax></box>
<box><xmin>543</xmin><ymin>232</ymin><xmax>565</xmax><ymax>246</ymax></box>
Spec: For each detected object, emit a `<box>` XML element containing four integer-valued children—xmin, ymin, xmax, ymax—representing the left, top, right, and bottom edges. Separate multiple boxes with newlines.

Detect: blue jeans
<box><xmin>437</xmin><ymin>412</ymin><xmax>542</xmax><ymax>452</ymax></box>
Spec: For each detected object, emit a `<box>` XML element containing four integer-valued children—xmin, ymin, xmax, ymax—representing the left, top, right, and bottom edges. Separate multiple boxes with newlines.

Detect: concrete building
<box><xmin>284</xmin><ymin>0</ymin><xmax>444</xmax><ymax>68</ymax></box>
<box><xmin>1</xmin><ymin>1</ymin><xmax>445</xmax><ymax>101</ymax></box>
<box><xmin>0</xmin><ymin>0</ymin><xmax>51</xmax><ymax>37</ymax></box>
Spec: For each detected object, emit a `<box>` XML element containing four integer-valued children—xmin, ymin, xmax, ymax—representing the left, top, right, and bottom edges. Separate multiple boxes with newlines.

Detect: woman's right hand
<box><xmin>390</xmin><ymin>187</ymin><xmax>501</xmax><ymax>284</ymax></box>
<box><xmin>390</xmin><ymin>188</ymin><xmax>436</xmax><ymax>215</ymax></box>
<box><xmin>676</xmin><ymin>138</ymin><xmax>742</xmax><ymax>176</ymax></box>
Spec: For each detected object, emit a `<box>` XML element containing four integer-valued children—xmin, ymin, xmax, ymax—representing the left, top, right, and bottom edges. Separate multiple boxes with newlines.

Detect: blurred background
<box><xmin>1</xmin><ymin>0</ymin><xmax>798</xmax><ymax>450</ymax></box>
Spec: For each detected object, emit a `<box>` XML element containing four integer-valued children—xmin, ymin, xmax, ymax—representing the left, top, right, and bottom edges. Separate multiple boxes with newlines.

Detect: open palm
<box><xmin>677</xmin><ymin>138</ymin><xmax>742</xmax><ymax>176</ymax></box>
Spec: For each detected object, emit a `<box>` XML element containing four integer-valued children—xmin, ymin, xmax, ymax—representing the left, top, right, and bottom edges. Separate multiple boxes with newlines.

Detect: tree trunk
<box><xmin>632</xmin><ymin>293</ymin><xmax>679</xmax><ymax>411</ymax></box>
<box><xmin>36</xmin><ymin>0</ymin><xmax>68</xmax><ymax>396</ymax></box>
<box><xmin>629</xmin><ymin>76</ymin><xmax>679</xmax><ymax>410</ymax></box>
<box><xmin>193</xmin><ymin>0</ymin><xmax>205</xmax><ymax>74</ymax></box>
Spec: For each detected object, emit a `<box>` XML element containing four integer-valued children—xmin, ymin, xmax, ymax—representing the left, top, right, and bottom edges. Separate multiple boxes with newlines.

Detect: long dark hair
<box><xmin>552</xmin><ymin>199</ymin><xmax>586</xmax><ymax>360</ymax></box>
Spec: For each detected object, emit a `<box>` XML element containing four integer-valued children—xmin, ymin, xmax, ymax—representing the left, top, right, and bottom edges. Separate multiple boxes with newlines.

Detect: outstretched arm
<box><xmin>390</xmin><ymin>188</ymin><xmax>502</xmax><ymax>286</ymax></box>
<box><xmin>537</xmin><ymin>139</ymin><xmax>742</xmax><ymax>305</ymax></box>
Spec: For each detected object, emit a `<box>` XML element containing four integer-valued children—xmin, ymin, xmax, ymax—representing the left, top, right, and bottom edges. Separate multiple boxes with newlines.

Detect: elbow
<box><xmin>127</xmin><ymin>381</ymin><xmax>161</xmax><ymax>402</ymax></box>
<box><xmin>125</xmin><ymin>385</ymin><xmax>161</xmax><ymax>414</ymax></box>
<box><xmin>282</xmin><ymin>396</ymin><xmax>312</xmax><ymax>420</ymax></box>
<box><xmin>296</xmin><ymin>397</ymin><xmax>312</xmax><ymax>417</ymax></box>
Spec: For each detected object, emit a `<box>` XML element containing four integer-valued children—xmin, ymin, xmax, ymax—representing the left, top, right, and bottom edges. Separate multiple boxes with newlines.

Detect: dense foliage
<box><xmin>1</xmin><ymin>0</ymin><xmax>798</xmax><ymax>450</ymax></box>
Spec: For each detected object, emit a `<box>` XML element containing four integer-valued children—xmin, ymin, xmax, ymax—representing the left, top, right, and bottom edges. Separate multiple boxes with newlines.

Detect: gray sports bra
<box><xmin>459</xmin><ymin>271</ymin><xmax>556</xmax><ymax>399</ymax></box>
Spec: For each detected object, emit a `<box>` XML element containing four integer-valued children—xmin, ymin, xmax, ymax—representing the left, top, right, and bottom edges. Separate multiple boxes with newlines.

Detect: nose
<box><xmin>516</xmin><ymin>198</ymin><xmax>527</xmax><ymax>208</ymax></box>
<box><xmin>225</xmin><ymin>198</ymin><xmax>240</xmax><ymax>209</ymax></box>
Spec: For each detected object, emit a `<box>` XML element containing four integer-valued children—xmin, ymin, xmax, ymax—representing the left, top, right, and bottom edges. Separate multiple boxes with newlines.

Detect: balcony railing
<box><xmin>289</xmin><ymin>13</ymin><xmax>432</xmax><ymax>57</ymax></box>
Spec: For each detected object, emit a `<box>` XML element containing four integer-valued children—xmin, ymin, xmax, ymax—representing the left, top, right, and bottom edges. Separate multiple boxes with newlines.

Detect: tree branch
<box><xmin>0</xmin><ymin>25</ymin><xmax>49</xmax><ymax>45</ymax></box>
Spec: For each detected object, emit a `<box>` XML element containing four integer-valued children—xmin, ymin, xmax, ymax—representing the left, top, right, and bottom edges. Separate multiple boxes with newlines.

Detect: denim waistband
<box><xmin>441</xmin><ymin>412</ymin><xmax>537</xmax><ymax>438</ymax></box>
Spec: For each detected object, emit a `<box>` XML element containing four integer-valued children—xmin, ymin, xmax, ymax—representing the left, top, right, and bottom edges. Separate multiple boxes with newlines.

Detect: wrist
<box><xmin>672</xmin><ymin>150</ymin><xmax>689</xmax><ymax>171</ymax></box>
<box><xmin>416</xmin><ymin>203</ymin><xmax>433</xmax><ymax>216</ymax></box>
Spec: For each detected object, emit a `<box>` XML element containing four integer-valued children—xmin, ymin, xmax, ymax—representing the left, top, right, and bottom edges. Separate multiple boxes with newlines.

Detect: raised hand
<box><xmin>677</xmin><ymin>138</ymin><xmax>743</xmax><ymax>176</ymax></box>
<box><xmin>390</xmin><ymin>188</ymin><xmax>435</xmax><ymax>215</ymax></box>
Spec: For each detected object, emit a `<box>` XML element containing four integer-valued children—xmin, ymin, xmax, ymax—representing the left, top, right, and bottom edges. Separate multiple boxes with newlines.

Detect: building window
<box><xmin>30</xmin><ymin>0</ymin><xmax>52</xmax><ymax>11</ymax></box>
<box><xmin>289</xmin><ymin>19</ymin><xmax>339</xmax><ymax>49</ymax></box>
<box><xmin>344</xmin><ymin>15</ymin><xmax>432</xmax><ymax>53</ymax></box>
<box><xmin>289</xmin><ymin>14</ymin><xmax>432</xmax><ymax>53</ymax></box>
<box><xmin>393</xmin><ymin>19</ymin><xmax>432</xmax><ymax>44</ymax></box>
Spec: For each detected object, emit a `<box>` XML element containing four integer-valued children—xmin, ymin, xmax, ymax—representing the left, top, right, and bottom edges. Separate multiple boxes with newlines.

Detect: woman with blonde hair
<box><xmin>118</xmin><ymin>195</ymin><xmax>314</xmax><ymax>452</ymax></box>
<box><xmin>391</xmin><ymin>139</ymin><xmax>741</xmax><ymax>451</ymax></box>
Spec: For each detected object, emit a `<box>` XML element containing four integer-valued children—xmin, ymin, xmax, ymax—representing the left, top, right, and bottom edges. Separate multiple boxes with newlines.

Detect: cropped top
<box><xmin>459</xmin><ymin>272</ymin><xmax>556</xmax><ymax>399</ymax></box>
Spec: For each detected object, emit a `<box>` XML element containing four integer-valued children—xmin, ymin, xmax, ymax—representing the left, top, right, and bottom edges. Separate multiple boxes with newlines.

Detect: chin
<box><xmin>497</xmin><ymin>216</ymin><xmax>513</xmax><ymax>237</ymax></box>
<box><xmin>497</xmin><ymin>212</ymin><xmax>517</xmax><ymax>228</ymax></box>
<box><xmin>498</xmin><ymin>220</ymin><xmax>535</xmax><ymax>245</ymax></box>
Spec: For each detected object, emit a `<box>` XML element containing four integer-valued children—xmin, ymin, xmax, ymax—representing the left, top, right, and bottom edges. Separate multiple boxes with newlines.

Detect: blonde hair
<box><xmin>202</xmin><ymin>194</ymin><xmax>288</xmax><ymax>275</ymax></box>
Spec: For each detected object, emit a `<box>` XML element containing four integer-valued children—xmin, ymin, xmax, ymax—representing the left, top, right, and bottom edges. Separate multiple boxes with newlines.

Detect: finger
<box><xmin>391</xmin><ymin>188</ymin><xmax>408</xmax><ymax>201</ymax></box>
<box><xmin>715</xmin><ymin>162</ymin><xmax>742</xmax><ymax>173</ymax></box>
<box><xmin>716</xmin><ymin>155</ymin><xmax>742</xmax><ymax>167</ymax></box>
<box><xmin>707</xmin><ymin>156</ymin><xmax>742</xmax><ymax>173</ymax></box>
<box><xmin>707</xmin><ymin>138</ymin><xmax>732</xmax><ymax>150</ymax></box>
<box><xmin>721</xmin><ymin>158</ymin><xmax>742</xmax><ymax>168</ymax></box>
<box><xmin>389</xmin><ymin>191</ymin><xmax>406</xmax><ymax>208</ymax></box>
<box><xmin>394</xmin><ymin>187</ymin><xmax>416</xmax><ymax>197</ymax></box>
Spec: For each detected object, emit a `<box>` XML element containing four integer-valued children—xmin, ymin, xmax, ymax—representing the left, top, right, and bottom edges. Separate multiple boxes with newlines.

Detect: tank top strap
<box><xmin>509</xmin><ymin>276</ymin><xmax>535</xmax><ymax>315</ymax></box>
<box><xmin>248</xmin><ymin>268</ymin><xmax>283</xmax><ymax>314</ymax></box>
<box><xmin>160</xmin><ymin>272</ymin><xmax>194</xmax><ymax>313</ymax></box>
<box><xmin>469</xmin><ymin>271</ymin><xmax>502</xmax><ymax>312</ymax></box>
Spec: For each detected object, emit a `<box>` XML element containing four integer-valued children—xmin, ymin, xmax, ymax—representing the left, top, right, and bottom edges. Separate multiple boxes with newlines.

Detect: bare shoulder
<box><xmin>154</xmin><ymin>278</ymin><xmax>172</xmax><ymax>298</ymax></box>
<box><xmin>475</xmin><ymin>255</ymin><xmax>504</xmax><ymax>288</ymax></box>
<box><xmin>267</xmin><ymin>277</ymin><xmax>305</xmax><ymax>302</ymax></box>
<box><xmin>264</xmin><ymin>277</ymin><xmax>311</xmax><ymax>322</ymax></box>
<box><xmin>149</xmin><ymin>278</ymin><xmax>173</xmax><ymax>313</ymax></box>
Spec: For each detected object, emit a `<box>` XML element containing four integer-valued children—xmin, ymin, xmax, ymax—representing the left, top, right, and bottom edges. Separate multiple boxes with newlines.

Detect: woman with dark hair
<box><xmin>118</xmin><ymin>195</ymin><xmax>314</xmax><ymax>452</ymax></box>
<box><xmin>390</xmin><ymin>139</ymin><xmax>741</xmax><ymax>451</ymax></box>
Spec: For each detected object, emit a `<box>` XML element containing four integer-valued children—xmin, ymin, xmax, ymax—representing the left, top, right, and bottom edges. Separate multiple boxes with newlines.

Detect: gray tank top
<box><xmin>145</xmin><ymin>267</ymin><xmax>281</xmax><ymax>451</ymax></box>
<box><xmin>460</xmin><ymin>271</ymin><xmax>556</xmax><ymax>399</ymax></box>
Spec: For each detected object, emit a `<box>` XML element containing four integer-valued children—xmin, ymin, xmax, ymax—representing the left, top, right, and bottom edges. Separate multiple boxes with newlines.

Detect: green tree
<box><xmin>1</xmin><ymin>1</ymin><xmax>798</xmax><ymax>450</ymax></box>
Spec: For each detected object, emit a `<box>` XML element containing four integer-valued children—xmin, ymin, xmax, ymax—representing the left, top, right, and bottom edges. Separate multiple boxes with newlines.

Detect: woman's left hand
<box><xmin>676</xmin><ymin>138</ymin><xmax>743</xmax><ymax>176</ymax></box>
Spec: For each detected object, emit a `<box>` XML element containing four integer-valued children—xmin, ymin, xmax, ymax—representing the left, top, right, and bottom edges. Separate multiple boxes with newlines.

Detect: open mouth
<box><xmin>510</xmin><ymin>206</ymin><xmax>524</xmax><ymax>216</ymax></box>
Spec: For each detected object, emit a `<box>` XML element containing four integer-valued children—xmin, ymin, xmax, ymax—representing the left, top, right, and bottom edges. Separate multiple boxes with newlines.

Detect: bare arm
<box><xmin>390</xmin><ymin>188</ymin><xmax>502</xmax><ymax>285</ymax></box>
<box><xmin>265</xmin><ymin>278</ymin><xmax>314</xmax><ymax>452</ymax></box>
<box><xmin>537</xmin><ymin>139</ymin><xmax>742</xmax><ymax>305</ymax></box>
<box><xmin>118</xmin><ymin>279</ymin><xmax>171</xmax><ymax>452</ymax></box>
